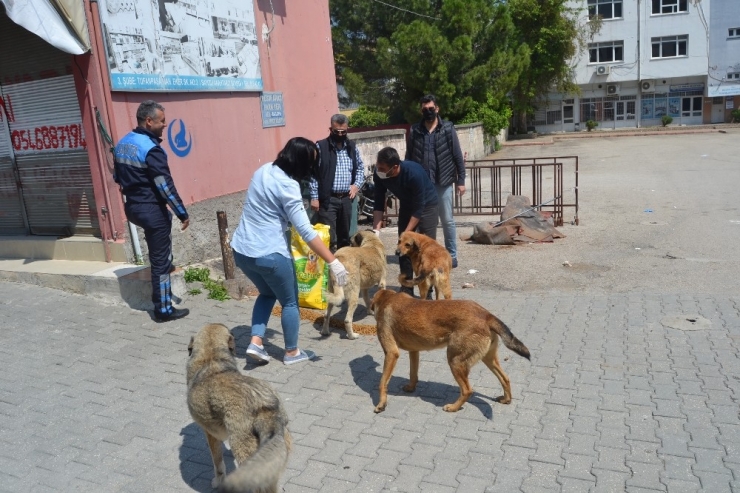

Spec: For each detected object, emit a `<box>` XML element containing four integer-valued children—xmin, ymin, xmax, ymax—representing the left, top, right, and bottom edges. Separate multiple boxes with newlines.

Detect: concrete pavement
<box><xmin>1</xmin><ymin>280</ymin><xmax>739</xmax><ymax>492</ymax></box>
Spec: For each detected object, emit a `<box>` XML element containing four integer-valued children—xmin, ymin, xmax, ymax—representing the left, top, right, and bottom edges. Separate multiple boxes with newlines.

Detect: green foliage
<box><xmin>586</xmin><ymin>120</ymin><xmax>598</xmax><ymax>131</ymax></box>
<box><xmin>184</xmin><ymin>267</ymin><xmax>230</xmax><ymax>301</ymax></box>
<box><xmin>331</xmin><ymin>0</ymin><xmax>529</xmax><ymax>124</ymax></box>
<box><xmin>731</xmin><ymin>109</ymin><xmax>740</xmax><ymax>123</ymax></box>
<box><xmin>349</xmin><ymin>106</ymin><xmax>390</xmax><ymax>128</ymax></box>
<box><xmin>184</xmin><ymin>267</ymin><xmax>210</xmax><ymax>283</ymax></box>
<box><xmin>187</xmin><ymin>288</ymin><xmax>202</xmax><ymax>296</ymax></box>
<box><xmin>661</xmin><ymin>115</ymin><xmax>673</xmax><ymax>127</ymax></box>
<box><xmin>508</xmin><ymin>0</ymin><xmax>599</xmax><ymax>132</ymax></box>
<box><xmin>460</xmin><ymin>93</ymin><xmax>513</xmax><ymax>138</ymax></box>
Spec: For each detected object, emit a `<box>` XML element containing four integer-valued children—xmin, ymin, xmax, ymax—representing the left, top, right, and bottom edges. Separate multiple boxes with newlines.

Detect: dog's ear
<box><xmin>188</xmin><ymin>336</ymin><xmax>194</xmax><ymax>356</ymax></box>
<box><xmin>228</xmin><ymin>334</ymin><xmax>236</xmax><ymax>356</ymax></box>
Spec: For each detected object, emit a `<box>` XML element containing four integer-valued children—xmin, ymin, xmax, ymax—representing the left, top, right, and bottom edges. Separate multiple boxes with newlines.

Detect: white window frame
<box><xmin>728</xmin><ymin>72</ymin><xmax>740</xmax><ymax>81</ymax></box>
<box><xmin>652</xmin><ymin>0</ymin><xmax>688</xmax><ymax>15</ymax></box>
<box><xmin>729</xmin><ymin>28</ymin><xmax>740</xmax><ymax>39</ymax></box>
<box><xmin>651</xmin><ymin>35</ymin><xmax>688</xmax><ymax>59</ymax></box>
<box><xmin>588</xmin><ymin>0</ymin><xmax>623</xmax><ymax>20</ymax></box>
<box><xmin>588</xmin><ymin>41</ymin><xmax>624</xmax><ymax>64</ymax></box>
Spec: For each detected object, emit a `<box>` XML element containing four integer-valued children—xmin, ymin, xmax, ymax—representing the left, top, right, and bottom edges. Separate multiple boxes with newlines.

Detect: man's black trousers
<box><xmin>125</xmin><ymin>202</ymin><xmax>174</xmax><ymax>316</ymax></box>
<box><xmin>314</xmin><ymin>195</ymin><xmax>353</xmax><ymax>251</ymax></box>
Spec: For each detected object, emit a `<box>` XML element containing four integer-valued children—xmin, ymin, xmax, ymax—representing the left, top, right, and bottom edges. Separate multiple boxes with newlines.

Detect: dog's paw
<box><xmin>443</xmin><ymin>403</ymin><xmax>461</xmax><ymax>412</ymax></box>
<box><xmin>320</xmin><ymin>328</ymin><xmax>331</xmax><ymax>337</ymax></box>
<box><xmin>495</xmin><ymin>396</ymin><xmax>512</xmax><ymax>405</ymax></box>
<box><xmin>211</xmin><ymin>474</ymin><xmax>224</xmax><ymax>488</ymax></box>
<box><xmin>402</xmin><ymin>383</ymin><xmax>416</xmax><ymax>393</ymax></box>
<box><xmin>346</xmin><ymin>332</ymin><xmax>359</xmax><ymax>340</ymax></box>
<box><xmin>373</xmin><ymin>404</ymin><xmax>386</xmax><ymax>413</ymax></box>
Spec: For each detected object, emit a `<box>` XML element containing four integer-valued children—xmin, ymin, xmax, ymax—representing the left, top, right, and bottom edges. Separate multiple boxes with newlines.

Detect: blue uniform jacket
<box><xmin>114</xmin><ymin>128</ymin><xmax>188</xmax><ymax>221</ymax></box>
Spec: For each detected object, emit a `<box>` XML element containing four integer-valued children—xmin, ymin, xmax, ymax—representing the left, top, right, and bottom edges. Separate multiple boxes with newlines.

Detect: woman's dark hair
<box><xmin>273</xmin><ymin>137</ymin><xmax>319</xmax><ymax>182</ymax></box>
<box><xmin>376</xmin><ymin>147</ymin><xmax>401</xmax><ymax>167</ymax></box>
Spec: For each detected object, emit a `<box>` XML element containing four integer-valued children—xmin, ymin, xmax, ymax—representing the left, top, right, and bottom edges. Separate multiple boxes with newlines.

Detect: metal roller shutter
<box><xmin>0</xmin><ymin>13</ymin><xmax>100</xmax><ymax>236</ymax></box>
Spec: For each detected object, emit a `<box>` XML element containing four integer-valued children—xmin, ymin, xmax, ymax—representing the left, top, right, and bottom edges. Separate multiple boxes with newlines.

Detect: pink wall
<box><xmin>108</xmin><ymin>0</ymin><xmax>337</xmax><ymax>206</ymax></box>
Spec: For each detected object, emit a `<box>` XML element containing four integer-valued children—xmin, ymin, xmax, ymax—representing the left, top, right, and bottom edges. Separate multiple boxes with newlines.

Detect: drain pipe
<box><xmin>88</xmin><ymin>0</ymin><xmax>143</xmax><ymax>264</ymax></box>
<box><xmin>128</xmin><ymin>218</ymin><xmax>143</xmax><ymax>263</ymax></box>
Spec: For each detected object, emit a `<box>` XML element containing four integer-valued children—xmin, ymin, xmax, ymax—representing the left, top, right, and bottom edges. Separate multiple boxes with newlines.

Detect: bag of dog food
<box><xmin>291</xmin><ymin>224</ymin><xmax>330</xmax><ymax>310</ymax></box>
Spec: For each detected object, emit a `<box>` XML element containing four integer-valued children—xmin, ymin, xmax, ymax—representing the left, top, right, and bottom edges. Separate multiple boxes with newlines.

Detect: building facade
<box><xmin>533</xmin><ymin>0</ymin><xmax>740</xmax><ymax>133</ymax></box>
<box><xmin>0</xmin><ymin>0</ymin><xmax>338</xmax><ymax>264</ymax></box>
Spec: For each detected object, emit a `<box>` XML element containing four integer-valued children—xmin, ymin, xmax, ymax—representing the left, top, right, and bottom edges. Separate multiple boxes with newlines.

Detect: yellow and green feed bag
<box><xmin>291</xmin><ymin>224</ymin><xmax>330</xmax><ymax>310</ymax></box>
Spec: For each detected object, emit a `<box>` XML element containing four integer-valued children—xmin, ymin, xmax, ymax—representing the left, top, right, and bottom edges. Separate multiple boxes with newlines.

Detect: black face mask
<box><xmin>330</xmin><ymin>132</ymin><xmax>347</xmax><ymax>144</ymax></box>
<box><xmin>422</xmin><ymin>108</ymin><xmax>436</xmax><ymax>121</ymax></box>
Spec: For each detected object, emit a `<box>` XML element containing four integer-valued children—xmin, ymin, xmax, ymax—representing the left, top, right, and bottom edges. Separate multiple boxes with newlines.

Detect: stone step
<box><xmin>0</xmin><ymin>235</ymin><xmax>128</xmax><ymax>262</ymax></box>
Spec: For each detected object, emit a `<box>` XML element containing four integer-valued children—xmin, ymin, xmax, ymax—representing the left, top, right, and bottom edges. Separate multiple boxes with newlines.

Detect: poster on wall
<box><xmin>641</xmin><ymin>99</ymin><xmax>654</xmax><ymax>119</ymax></box>
<box><xmin>668</xmin><ymin>97</ymin><xmax>681</xmax><ymax>117</ymax></box>
<box><xmin>654</xmin><ymin>98</ymin><xmax>667</xmax><ymax>118</ymax></box>
<box><xmin>97</xmin><ymin>0</ymin><xmax>262</xmax><ymax>92</ymax></box>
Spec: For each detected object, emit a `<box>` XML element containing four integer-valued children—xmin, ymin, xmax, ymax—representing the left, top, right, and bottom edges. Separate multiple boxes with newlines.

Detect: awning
<box><xmin>1</xmin><ymin>0</ymin><xmax>90</xmax><ymax>55</ymax></box>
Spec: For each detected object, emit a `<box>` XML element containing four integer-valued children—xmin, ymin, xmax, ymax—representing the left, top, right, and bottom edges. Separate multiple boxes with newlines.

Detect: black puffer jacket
<box><xmin>405</xmin><ymin>118</ymin><xmax>465</xmax><ymax>188</ymax></box>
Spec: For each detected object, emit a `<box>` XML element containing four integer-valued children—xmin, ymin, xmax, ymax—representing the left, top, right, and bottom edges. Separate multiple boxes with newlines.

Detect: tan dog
<box><xmin>187</xmin><ymin>323</ymin><xmax>291</xmax><ymax>493</ymax></box>
<box><xmin>396</xmin><ymin>231</ymin><xmax>452</xmax><ymax>300</ymax></box>
<box><xmin>323</xmin><ymin>230</ymin><xmax>387</xmax><ymax>339</ymax></box>
<box><xmin>370</xmin><ymin>289</ymin><xmax>530</xmax><ymax>413</ymax></box>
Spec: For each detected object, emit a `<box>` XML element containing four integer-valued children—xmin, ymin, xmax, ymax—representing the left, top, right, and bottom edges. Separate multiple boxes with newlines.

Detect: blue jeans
<box><xmin>233</xmin><ymin>250</ymin><xmax>300</xmax><ymax>351</ymax></box>
<box><xmin>436</xmin><ymin>184</ymin><xmax>457</xmax><ymax>260</ymax></box>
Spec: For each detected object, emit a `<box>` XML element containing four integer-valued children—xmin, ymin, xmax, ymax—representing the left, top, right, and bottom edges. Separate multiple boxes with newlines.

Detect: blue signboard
<box><xmin>261</xmin><ymin>92</ymin><xmax>285</xmax><ymax>128</ymax></box>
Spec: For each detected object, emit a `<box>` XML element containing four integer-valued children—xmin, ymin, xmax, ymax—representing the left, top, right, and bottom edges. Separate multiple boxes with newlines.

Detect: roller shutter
<box><xmin>0</xmin><ymin>13</ymin><xmax>100</xmax><ymax>236</ymax></box>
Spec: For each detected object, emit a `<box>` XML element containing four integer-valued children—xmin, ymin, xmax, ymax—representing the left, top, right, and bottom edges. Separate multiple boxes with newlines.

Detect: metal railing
<box><xmin>384</xmin><ymin>156</ymin><xmax>579</xmax><ymax>227</ymax></box>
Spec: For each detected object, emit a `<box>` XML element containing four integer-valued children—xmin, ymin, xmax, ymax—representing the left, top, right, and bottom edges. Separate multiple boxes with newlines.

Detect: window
<box><xmin>730</xmin><ymin>28</ymin><xmax>740</xmax><ymax>38</ymax></box>
<box><xmin>589</xmin><ymin>41</ymin><xmax>624</xmax><ymax>63</ymax></box>
<box><xmin>681</xmin><ymin>96</ymin><xmax>702</xmax><ymax>117</ymax></box>
<box><xmin>651</xmin><ymin>35</ymin><xmax>688</xmax><ymax>58</ymax></box>
<box><xmin>547</xmin><ymin>110</ymin><xmax>562</xmax><ymax>125</ymax></box>
<box><xmin>728</xmin><ymin>72</ymin><xmax>740</xmax><ymax>80</ymax></box>
<box><xmin>652</xmin><ymin>0</ymin><xmax>688</xmax><ymax>14</ymax></box>
<box><xmin>588</xmin><ymin>0</ymin><xmax>622</xmax><ymax>19</ymax></box>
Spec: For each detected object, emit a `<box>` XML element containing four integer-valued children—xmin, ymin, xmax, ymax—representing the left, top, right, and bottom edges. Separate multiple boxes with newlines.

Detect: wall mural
<box><xmin>97</xmin><ymin>0</ymin><xmax>262</xmax><ymax>91</ymax></box>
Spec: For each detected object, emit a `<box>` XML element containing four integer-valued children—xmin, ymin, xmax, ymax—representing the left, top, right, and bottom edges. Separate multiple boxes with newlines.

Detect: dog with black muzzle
<box><xmin>187</xmin><ymin>323</ymin><xmax>291</xmax><ymax>492</ymax></box>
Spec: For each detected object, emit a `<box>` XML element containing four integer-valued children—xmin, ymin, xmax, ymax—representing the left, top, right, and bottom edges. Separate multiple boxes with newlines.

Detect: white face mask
<box><xmin>376</xmin><ymin>164</ymin><xmax>396</xmax><ymax>180</ymax></box>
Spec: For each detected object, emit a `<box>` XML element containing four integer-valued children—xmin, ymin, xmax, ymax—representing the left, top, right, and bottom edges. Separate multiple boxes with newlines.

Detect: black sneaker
<box><xmin>452</xmin><ymin>258</ymin><xmax>458</xmax><ymax>269</ymax></box>
<box><xmin>154</xmin><ymin>307</ymin><xmax>190</xmax><ymax>322</ymax></box>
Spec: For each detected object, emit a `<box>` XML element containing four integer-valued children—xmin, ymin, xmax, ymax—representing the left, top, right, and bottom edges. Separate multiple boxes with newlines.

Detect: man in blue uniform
<box><xmin>372</xmin><ymin>146</ymin><xmax>438</xmax><ymax>297</ymax></box>
<box><xmin>114</xmin><ymin>100</ymin><xmax>190</xmax><ymax>322</ymax></box>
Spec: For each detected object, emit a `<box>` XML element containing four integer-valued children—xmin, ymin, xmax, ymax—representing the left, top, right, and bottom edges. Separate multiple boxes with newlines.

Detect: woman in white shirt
<box><xmin>231</xmin><ymin>137</ymin><xmax>348</xmax><ymax>365</ymax></box>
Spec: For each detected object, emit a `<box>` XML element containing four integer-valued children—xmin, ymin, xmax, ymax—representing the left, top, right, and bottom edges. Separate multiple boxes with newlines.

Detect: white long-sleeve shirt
<box><xmin>231</xmin><ymin>162</ymin><xmax>316</xmax><ymax>259</ymax></box>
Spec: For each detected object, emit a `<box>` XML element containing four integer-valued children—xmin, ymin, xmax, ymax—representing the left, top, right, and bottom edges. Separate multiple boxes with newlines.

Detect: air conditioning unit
<box><xmin>595</xmin><ymin>65</ymin><xmax>610</xmax><ymax>75</ymax></box>
<box><xmin>606</xmin><ymin>84</ymin><xmax>620</xmax><ymax>95</ymax></box>
<box><xmin>641</xmin><ymin>80</ymin><xmax>655</xmax><ymax>93</ymax></box>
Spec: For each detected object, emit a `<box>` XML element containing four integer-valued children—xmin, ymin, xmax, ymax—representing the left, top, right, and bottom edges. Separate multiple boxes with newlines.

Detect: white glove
<box><xmin>328</xmin><ymin>259</ymin><xmax>348</xmax><ymax>286</ymax></box>
<box><xmin>372</xmin><ymin>229</ymin><xmax>380</xmax><ymax>237</ymax></box>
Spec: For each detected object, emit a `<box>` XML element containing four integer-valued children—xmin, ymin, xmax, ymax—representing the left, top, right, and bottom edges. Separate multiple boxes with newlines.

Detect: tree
<box><xmin>507</xmin><ymin>0</ymin><xmax>599</xmax><ymax>132</ymax></box>
<box><xmin>331</xmin><ymin>0</ymin><xmax>529</xmax><ymax>127</ymax></box>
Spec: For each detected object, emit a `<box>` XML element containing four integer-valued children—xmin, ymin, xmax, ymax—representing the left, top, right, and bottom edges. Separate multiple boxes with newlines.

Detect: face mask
<box><xmin>376</xmin><ymin>165</ymin><xmax>396</xmax><ymax>180</ymax></box>
<box><xmin>422</xmin><ymin>108</ymin><xmax>436</xmax><ymax>121</ymax></box>
<box><xmin>330</xmin><ymin>131</ymin><xmax>347</xmax><ymax>143</ymax></box>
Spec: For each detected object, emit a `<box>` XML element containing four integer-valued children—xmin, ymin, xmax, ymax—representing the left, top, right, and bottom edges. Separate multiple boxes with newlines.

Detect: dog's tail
<box><xmin>398</xmin><ymin>268</ymin><xmax>437</xmax><ymax>287</ymax></box>
<box><xmin>324</xmin><ymin>274</ymin><xmax>345</xmax><ymax>306</ymax></box>
<box><xmin>218</xmin><ymin>428</ymin><xmax>291</xmax><ymax>493</ymax></box>
<box><xmin>488</xmin><ymin>315</ymin><xmax>530</xmax><ymax>360</ymax></box>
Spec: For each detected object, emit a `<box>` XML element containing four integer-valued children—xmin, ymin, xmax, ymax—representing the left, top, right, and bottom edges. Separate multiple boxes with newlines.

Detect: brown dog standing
<box><xmin>323</xmin><ymin>230</ymin><xmax>387</xmax><ymax>339</ymax></box>
<box><xmin>396</xmin><ymin>231</ymin><xmax>452</xmax><ymax>299</ymax></box>
<box><xmin>187</xmin><ymin>323</ymin><xmax>291</xmax><ymax>492</ymax></box>
<box><xmin>371</xmin><ymin>289</ymin><xmax>530</xmax><ymax>413</ymax></box>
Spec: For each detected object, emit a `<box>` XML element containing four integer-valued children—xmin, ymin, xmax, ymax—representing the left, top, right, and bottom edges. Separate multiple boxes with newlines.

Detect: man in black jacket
<box><xmin>114</xmin><ymin>100</ymin><xmax>189</xmax><ymax>322</ymax></box>
<box><xmin>405</xmin><ymin>94</ymin><xmax>465</xmax><ymax>268</ymax></box>
<box><xmin>309</xmin><ymin>114</ymin><xmax>365</xmax><ymax>251</ymax></box>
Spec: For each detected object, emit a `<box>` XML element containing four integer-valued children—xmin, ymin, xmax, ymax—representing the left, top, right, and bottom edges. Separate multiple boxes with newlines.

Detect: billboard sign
<box><xmin>97</xmin><ymin>0</ymin><xmax>262</xmax><ymax>92</ymax></box>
